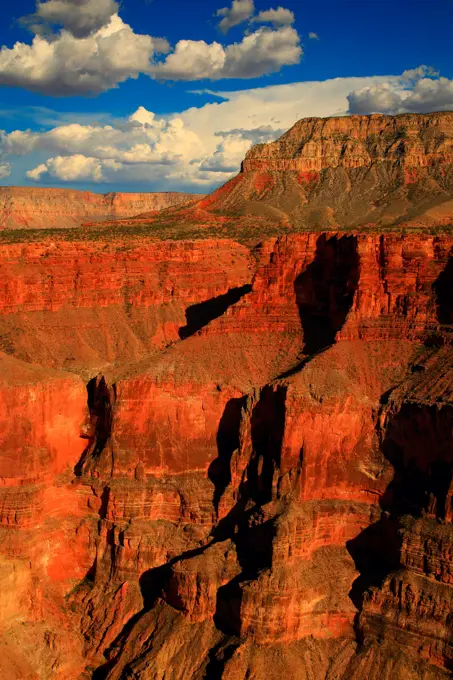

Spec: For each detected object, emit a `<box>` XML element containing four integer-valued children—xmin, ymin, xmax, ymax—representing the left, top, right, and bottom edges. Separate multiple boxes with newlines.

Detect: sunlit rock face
<box><xmin>198</xmin><ymin>111</ymin><xmax>453</xmax><ymax>232</ymax></box>
<box><xmin>1</xmin><ymin>112</ymin><xmax>453</xmax><ymax>680</ymax></box>
<box><xmin>0</xmin><ymin>186</ymin><xmax>203</xmax><ymax>230</ymax></box>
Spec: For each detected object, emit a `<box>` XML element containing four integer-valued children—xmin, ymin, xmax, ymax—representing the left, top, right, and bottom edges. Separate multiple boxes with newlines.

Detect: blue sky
<box><xmin>0</xmin><ymin>0</ymin><xmax>451</xmax><ymax>193</ymax></box>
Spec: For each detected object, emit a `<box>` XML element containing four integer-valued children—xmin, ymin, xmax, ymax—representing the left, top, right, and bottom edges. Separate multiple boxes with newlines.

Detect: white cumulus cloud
<box><xmin>347</xmin><ymin>66</ymin><xmax>453</xmax><ymax>114</ymax></box>
<box><xmin>251</xmin><ymin>6</ymin><xmax>295</xmax><ymax>26</ymax></box>
<box><xmin>35</xmin><ymin>0</ymin><xmax>119</xmax><ymax>38</ymax></box>
<box><xmin>216</xmin><ymin>0</ymin><xmax>255</xmax><ymax>33</ymax></box>
<box><xmin>151</xmin><ymin>40</ymin><xmax>226</xmax><ymax>81</ymax></box>
<box><xmin>347</xmin><ymin>82</ymin><xmax>403</xmax><ymax>115</ymax></box>
<box><xmin>27</xmin><ymin>154</ymin><xmax>104</xmax><ymax>182</ymax></box>
<box><xmin>0</xmin><ymin>1</ymin><xmax>302</xmax><ymax>95</ymax></box>
<box><xmin>8</xmin><ymin>115</ymin><xmax>204</xmax><ymax>168</ymax></box>
<box><xmin>150</xmin><ymin>26</ymin><xmax>302</xmax><ymax>80</ymax></box>
<box><xmin>400</xmin><ymin>76</ymin><xmax>453</xmax><ymax>113</ymax></box>
<box><xmin>199</xmin><ymin>135</ymin><xmax>251</xmax><ymax>173</ymax></box>
<box><xmin>19</xmin><ymin>110</ymin><xmax>210</xmax><ymax>187</ymax></box>
<box><xmin>0</xmin><ymin>15</ymin><xmax>169</xmax><ymax>96</ymax></box>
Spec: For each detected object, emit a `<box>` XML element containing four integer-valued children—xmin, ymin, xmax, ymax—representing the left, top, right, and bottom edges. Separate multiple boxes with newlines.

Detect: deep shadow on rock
<box><xmin>209</xmin><ymin>396</ymin><xmax>247</xmax><ymax>514</ymax></box>
<box><xmin>347</xmin><ymin>394</ymin><xmax>453</xmax><ymax>663</ymax></box>
<box><xmin>179</xmin><ymin>284</ymin><xmax>252</xmax><ymax>339</ymax></box>
<box><xmin>295</xmin><ymin>234</ymin><xmax>360</xmax><ymax>355</ymax></box>
<box><xmin>434</xmin><ymin>253</ymin><xmax>453</xmax><ymax>326</ymax></box>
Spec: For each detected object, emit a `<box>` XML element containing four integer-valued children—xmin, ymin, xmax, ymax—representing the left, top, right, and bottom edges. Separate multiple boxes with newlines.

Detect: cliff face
<box><xmin>242</xmin><ymin>112</ymin><xmax>453</xmax><ymax>172</ymax></box>
<box><xmin>0</xmin><ymin>187</ymin><xmax>203</xmax><ymax>230</ymax></box>
<box><xmin>1</xmin><ymin>112</ymin><xmax>453</xmax><ymax>680</ymax></box>
<box><xmin>190</xmin><ymin>112</ymin><xmax>453</xmax><ymax>231</ymax></box>
<box><xmin>0</xmin><ymin>238</ymin><xmax>252</xmax><ymax>376</ymax></box>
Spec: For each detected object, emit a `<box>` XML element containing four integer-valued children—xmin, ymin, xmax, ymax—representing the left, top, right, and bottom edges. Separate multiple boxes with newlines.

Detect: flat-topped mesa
<box><xmin>196</xmin><ymin>111</ymin><xmax>453</xmax><ymax>230</ymax></box>
<box><xmin>241</xmin><ymin>112</ymin><xmax>453</xmax><ymax>173</ymax></box>
<box><xmin>0</xmin><ymin>186</ymin><xmax>203</xmax><ymax>230</ymax></box>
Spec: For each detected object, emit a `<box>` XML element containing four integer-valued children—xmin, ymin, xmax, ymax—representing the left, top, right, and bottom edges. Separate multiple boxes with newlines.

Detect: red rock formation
<box><xmin>184</xmin><ymin>112</ymin><xmax>453</xmax><ymax>230</ymax></box>
<box><xmin>0</xmin><ymin>238</ymin><xmax>252</xmax><ymax>374</ymax></box>
<box><xmin>0</xmin><ymin>186</ymin><xmax>203</xmax><ymax>230</ymax></box>
<box><xmin>242</xmin><ymin>113</ymin><xmax>453</xmax><ymax>172</ymax></box>
<box><xmin>0</xmin><ymin>112</ymin><xmax>453</xmax><ymax>680</ymax></box>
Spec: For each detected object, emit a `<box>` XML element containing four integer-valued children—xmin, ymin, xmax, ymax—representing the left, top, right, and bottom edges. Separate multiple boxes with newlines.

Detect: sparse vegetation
<box><xmin>0</xmin><ymin>217</ymin><xmax>452</xmax><ymax>250</ymax></box>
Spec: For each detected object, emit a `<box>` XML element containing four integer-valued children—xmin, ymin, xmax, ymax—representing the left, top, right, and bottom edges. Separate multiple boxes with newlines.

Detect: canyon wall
<box><xmin>0</xmin><ymin>187</ymin><xmax>203</xmax><ymax>230</ymax></box>
<box><xmin>0</xmin><ymin>229</ymin><xmax>452</xmax><ymax>679</ymax></box>
<box><xmin>242</xmin><ymin>112</ymin><xmax>453</xmax><ymax>172</ymax></box>
<box><xmin>0</xmin><ymin>238</ymin><xmax>252</xmax><ymax>376</ymax></box>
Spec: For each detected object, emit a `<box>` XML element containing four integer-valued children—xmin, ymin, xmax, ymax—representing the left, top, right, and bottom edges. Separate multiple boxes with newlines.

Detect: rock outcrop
<box><xmin>243</xmin><ymin>112</ymin><xmax>453</xmax><ymax>172</ymax></box>
<box><xmin>0</xmin><ymin>112</ymin><xmax>453</xmax><ymax>680</ymax></box>
<box><xmin>0</xmin><ymin>187</ymin><xmax>203</xmax><ymax>230</ymax></box>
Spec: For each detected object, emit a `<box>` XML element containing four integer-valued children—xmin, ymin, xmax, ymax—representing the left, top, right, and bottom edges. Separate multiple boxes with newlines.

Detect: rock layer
<box><xmin>0</xmin><ymin>187</ymin><xmax>203</xmax><ymax>230</ymax></box>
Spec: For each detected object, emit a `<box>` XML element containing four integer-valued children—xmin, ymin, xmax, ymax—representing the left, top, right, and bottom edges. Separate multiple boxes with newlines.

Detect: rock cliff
<box><xmin>187</xmin><ymin>112</ymin><xmax>453</xmax><ymax>231</ymax></box>
<box><xmin>0</xmin><ymin>112</ymin><xmax>453</xmax><ymax>680</ymax></box>
<box><xmin>0</xmin><ymin>187</ymin><xmax>203</xmax><ymax>230</ymax></box>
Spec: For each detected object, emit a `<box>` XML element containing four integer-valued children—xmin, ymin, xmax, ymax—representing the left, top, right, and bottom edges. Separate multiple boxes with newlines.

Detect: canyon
<box><xmin>0</xmin><ymin>112</ymin><xmax>453</xmax><ymax>679</ymax></box>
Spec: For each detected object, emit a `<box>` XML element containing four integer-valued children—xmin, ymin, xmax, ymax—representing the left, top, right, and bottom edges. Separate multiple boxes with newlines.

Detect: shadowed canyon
<box><xmin>1</xmin><ymin>112</ymin><xmax>453</xmax><ymax>679</ymax></box>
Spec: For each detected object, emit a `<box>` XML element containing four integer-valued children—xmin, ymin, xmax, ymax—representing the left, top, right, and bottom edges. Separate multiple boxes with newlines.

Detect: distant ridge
<box><xmin>0</xmin><ymin>186</ymin><xmax>204</xmax><ymax>230</ymax></box>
